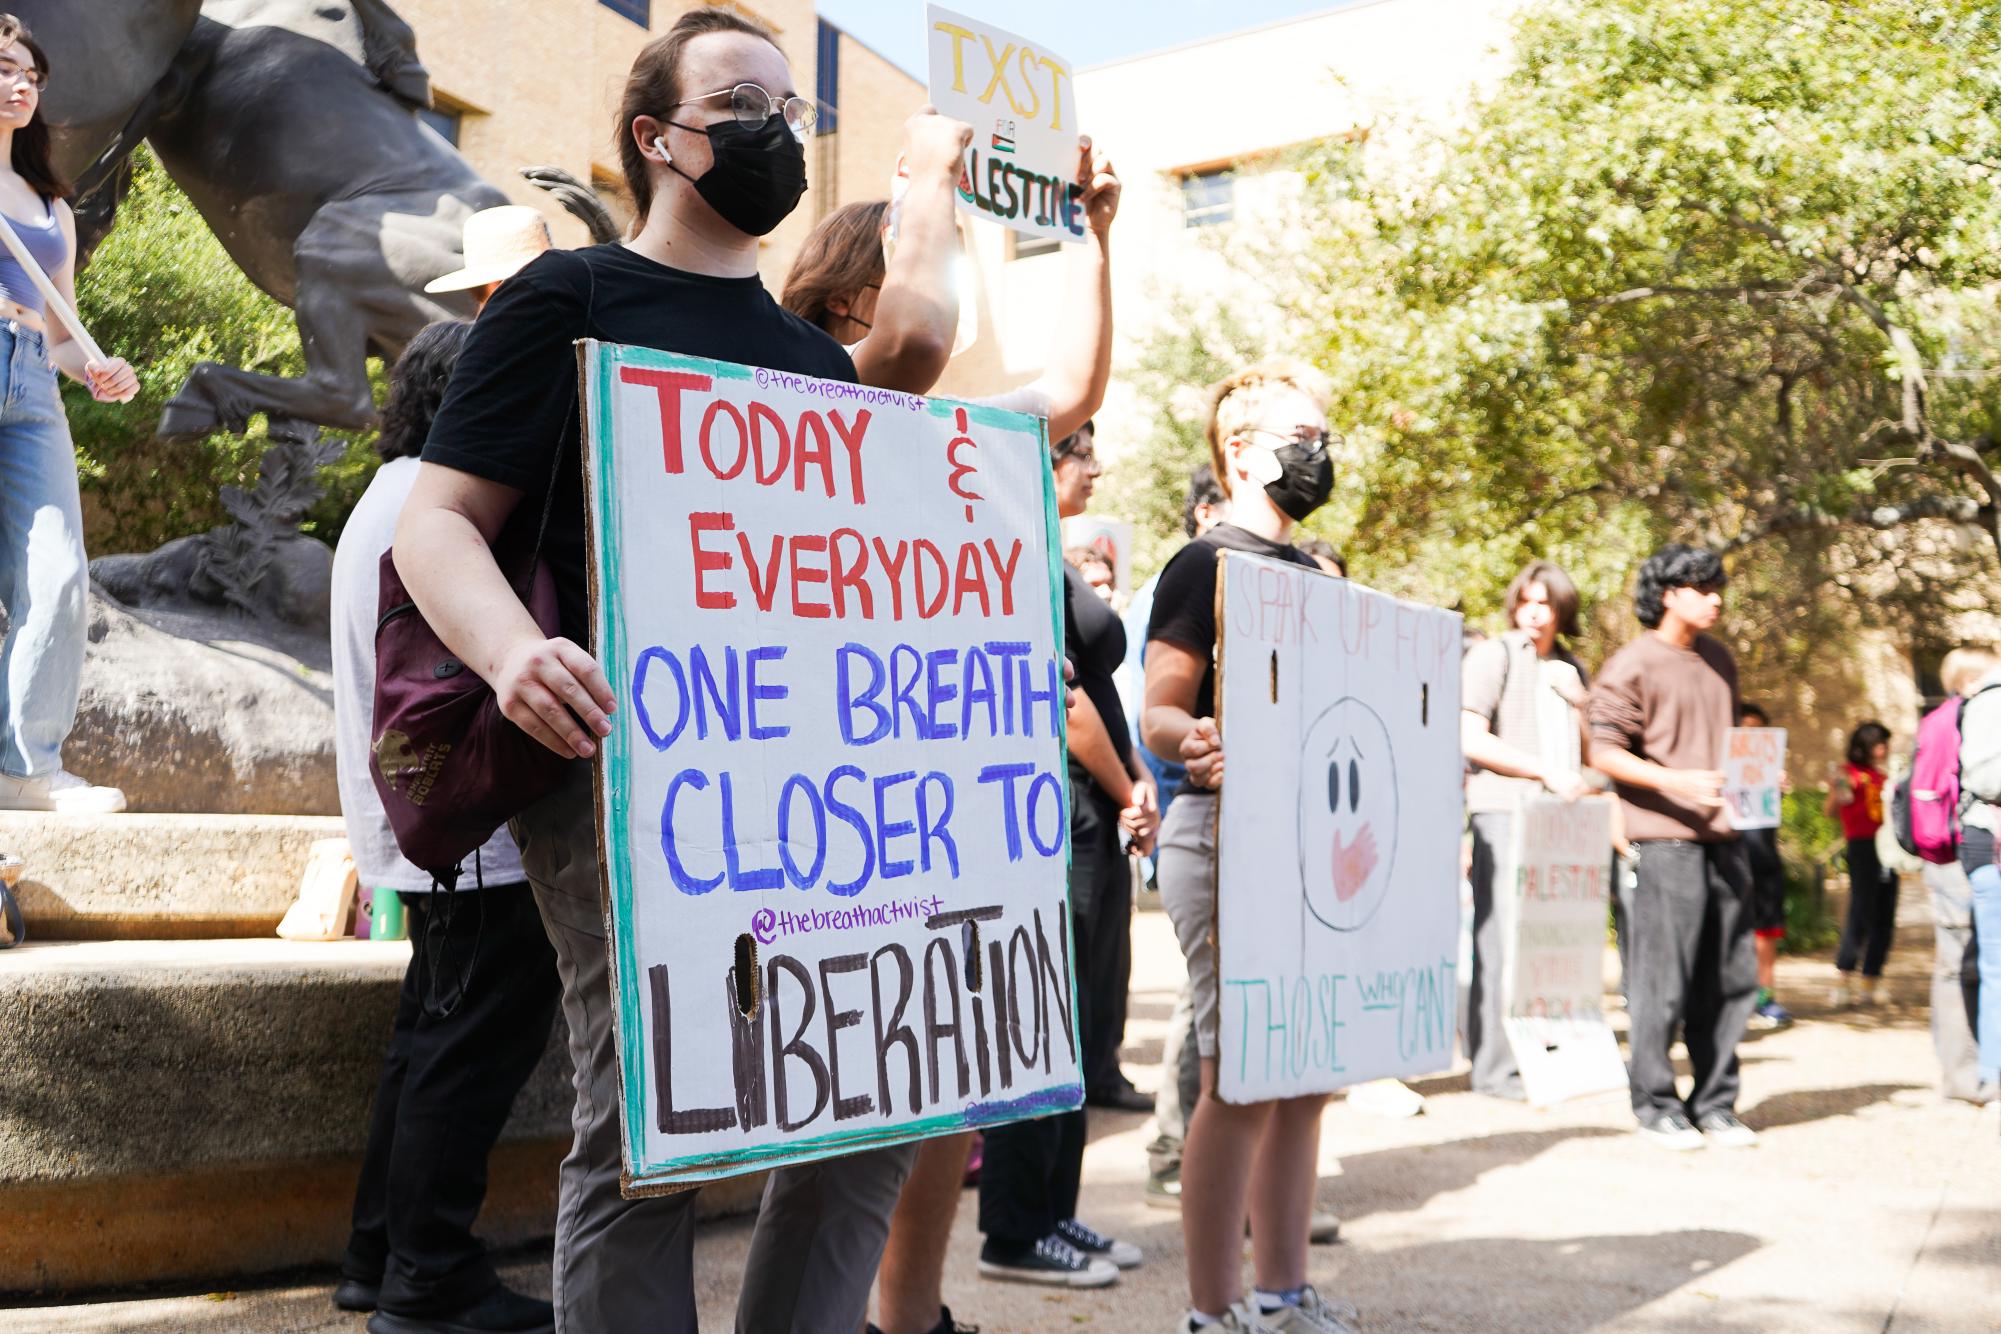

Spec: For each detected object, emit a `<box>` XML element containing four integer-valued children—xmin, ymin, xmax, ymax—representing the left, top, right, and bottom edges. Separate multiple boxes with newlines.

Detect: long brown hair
<box><xmin>781</xmin><ymin>201</ymin><xmax>888</xmax><ymax>333</ymax></box>
<box><xmin>1505</xmin><ymin>559</ymin><xmax>1581</xmax><ymax>640</ymax></box>
<box><xmin>616</xmin><ymin>7</ymin><xmax>778</xmax><ymax>226</ymax></box>
<box><xmin>0</xmin><ymin>15</ymin><xmax>69</xmax><ymax>203</ymax></box>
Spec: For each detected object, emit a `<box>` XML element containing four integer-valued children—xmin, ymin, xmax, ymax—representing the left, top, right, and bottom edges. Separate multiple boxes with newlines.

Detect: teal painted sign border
<box><xmin>580</xmin><ymin>340</ymin><xmax>1080</xmax><ymax>1190</ymax></box>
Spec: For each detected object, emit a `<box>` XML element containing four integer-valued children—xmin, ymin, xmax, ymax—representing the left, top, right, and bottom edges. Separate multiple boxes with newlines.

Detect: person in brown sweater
<box><xmin>1588</xmin><ymin>544</ymin><xmax>1760</xmax><ymax>1151</ymax></box>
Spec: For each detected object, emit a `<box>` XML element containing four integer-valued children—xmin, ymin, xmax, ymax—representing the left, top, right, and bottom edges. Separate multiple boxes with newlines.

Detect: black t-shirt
<box><xmin>1065</xmin><ymin>563</ymin><xmax>1131</xmax><ymax>781</ymax></box>
<box><xmin>1146</xmin><ymin>523</ymin><xmax>1320</xmax><ymax>721</ymax></box>
<box><xmin>421</xmin><ymin>244</ymin><xmax>857</xmax><ymax>643</ymax></box>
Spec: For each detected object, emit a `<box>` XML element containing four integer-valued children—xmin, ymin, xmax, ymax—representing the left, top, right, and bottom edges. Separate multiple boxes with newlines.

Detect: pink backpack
<box><xmin>1904</xmin><ymin>696</ymin><xmax>1964</xmax><ymax>863</ymax></box>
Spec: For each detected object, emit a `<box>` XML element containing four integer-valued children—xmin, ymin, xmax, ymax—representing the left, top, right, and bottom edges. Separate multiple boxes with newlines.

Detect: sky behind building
<box><xmin>816</xmin><ymin>0</ymin><xmax>1356</xmax><ymax>78</ymax></box>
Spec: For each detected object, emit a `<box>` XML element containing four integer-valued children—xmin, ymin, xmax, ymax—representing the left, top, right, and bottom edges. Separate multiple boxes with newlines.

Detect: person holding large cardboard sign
<box><xmin>1142</xmin><ymin>363</ymin><xmax>1360</xmax><ymax>1334</ymax></box>
<box><xmin>1460</xmin><ymin>559</ymin><xmax>1596</xmax><ymax>1101</ymax></box>
<box><xmin>0</xmin><ymin>14</ymin><xmax>143</xmax><ymax>819</ymax></box>
<box><xmin>395</xmin><ymin>13</ymin><xmax>923</xmax><ymax>1333</ymax></box>
<box><xmin>1735</xmin><ymin>702</ymin><xmax>1795</xmax><ymax>1031</ymax></box>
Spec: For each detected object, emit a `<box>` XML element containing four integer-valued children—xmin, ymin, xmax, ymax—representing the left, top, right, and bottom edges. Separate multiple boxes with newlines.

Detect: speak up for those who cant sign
<box><xmin>580</xmin><ymin>342</ymin><xmax>1082</xmax><ymax>1193</ymax></box>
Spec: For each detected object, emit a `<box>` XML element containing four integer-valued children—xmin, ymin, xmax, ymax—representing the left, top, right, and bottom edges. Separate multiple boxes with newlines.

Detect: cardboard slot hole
<box><xmin>963</xmin><ymin>920</ymin><xmax>983</xmax><ymax>990</ymax></box>
<box><xmin>733</xmin><ymin>932</ymin><xmax>760</xmax><ymax>1018</ymax></box>
<box><xmin>1269</xmin><ymin>650</ymin><xmax>1279</xmax><ymax>704</ymax></box>
<box><xmin>1421</xmin><ymin>682</ymin><xmax>1430</xmax><ymax>726</ymax></box>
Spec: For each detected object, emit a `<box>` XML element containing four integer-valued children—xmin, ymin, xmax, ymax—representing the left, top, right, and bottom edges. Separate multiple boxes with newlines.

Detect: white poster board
<box><xmin>1214</xmin><ymin>553</ymin><xmax>1463</xmax><ymax>1102</ymax></box>
<box><xmin>1723</xmin><ymin>727</ymin><xmax>1787</xmax><ymax>831</ymax></box>
<box><xmin>1503</xmin><ymin>796</ymin><xmax>1626</xmax><ymax>1106</ymax></box>
<box><xmin>581</xmin><ymin>342</ymin><xmax>1079</xmax><ymax>1192</ymax></box>
<box><xmin>925</xmin><ymin>5</ymin><xmax>1087</xmax><ymax>246</ymax></box>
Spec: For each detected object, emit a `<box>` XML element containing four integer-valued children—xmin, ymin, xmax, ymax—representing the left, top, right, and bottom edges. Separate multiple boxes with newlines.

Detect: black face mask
<box><xmin>667</xmin><ymin>112</ymin><xmax>807</xmax><ymax>236</ymax></box>
<box><xmin>1264</xmin><ymin>441</ymin><xmax>1334</xmax><ymax>521</ymax></box>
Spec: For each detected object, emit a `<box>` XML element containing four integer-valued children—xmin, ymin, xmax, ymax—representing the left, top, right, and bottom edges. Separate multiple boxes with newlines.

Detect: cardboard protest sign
<box><xmin>1213</xmin><ymin>553</ymin><xmax>1462</xmax><ymax>1102</ymax></box>
<box><xmin>580</xmin><ymin>342</ymin><xmax>1079</xmax><ymax>1192</ymax></box>
<box><xmin>1503</xmin><ymin>796</ymin><xmax>1626</xmax><ymax>1106</ymax></box>
<box><xmin>925</xmin><ymin>5</ymin><xmax>1086</xmax><ymax>246</ymax></box>
<box><xmin>1723</xmin><ymin>727</ymin><xmax>1787</xmax><ymax>831</ymax></box>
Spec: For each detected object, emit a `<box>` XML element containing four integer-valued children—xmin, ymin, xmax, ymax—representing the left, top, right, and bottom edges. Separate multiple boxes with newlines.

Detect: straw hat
<box><xmin>424</xmin><ymin>205</ymin><xmax>554</xmax><ymax>293</ymax></box>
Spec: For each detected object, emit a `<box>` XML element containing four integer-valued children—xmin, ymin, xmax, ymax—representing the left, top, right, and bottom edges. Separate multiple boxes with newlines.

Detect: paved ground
<box><xmin>6</xmin><ymin>897</ymin><xmax>1997</xmax><ymax>1333</ymax></box>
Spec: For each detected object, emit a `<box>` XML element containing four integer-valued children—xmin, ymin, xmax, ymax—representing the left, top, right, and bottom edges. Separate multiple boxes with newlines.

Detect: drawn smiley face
<box><xmin>1296</xmin><ymin>696</ymin><xmax>1399</xmax><ymax>932</ymax></box>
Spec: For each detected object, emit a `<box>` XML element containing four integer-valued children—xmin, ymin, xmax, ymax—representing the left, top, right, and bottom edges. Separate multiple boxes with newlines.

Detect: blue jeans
<box><xmin>1970</xmin><ymin>864</ymin><xmax>2001</xmax><ymax>1080</ymax></box>
<box><xmin>0</xmin><ymin>325</ymin><xmax>84</xmax><ymax>781</ymax></box>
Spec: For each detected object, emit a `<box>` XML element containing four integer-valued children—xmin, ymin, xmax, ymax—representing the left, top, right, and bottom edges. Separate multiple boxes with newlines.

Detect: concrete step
<box><xmin>0</xmin><ymin>938</ymin><xmax>762</xmax><ymax>1295</ymax></box>
<box><xmin>0</xmin><ymin>811</ymin><xmax>346</xmax><ymax>939</ymax></box>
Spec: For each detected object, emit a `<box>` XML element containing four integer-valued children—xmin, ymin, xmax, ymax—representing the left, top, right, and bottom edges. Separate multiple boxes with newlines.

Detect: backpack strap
<box><xmin>519</xmin><ymin>248</ymin><xmax>600</xmax><ymax>593</ymax></box>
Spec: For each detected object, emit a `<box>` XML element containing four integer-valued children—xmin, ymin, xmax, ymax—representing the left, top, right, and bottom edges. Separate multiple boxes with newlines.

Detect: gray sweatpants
<box><xmin>514</xmin><ymin>767</ymin><xmax>915</xmax><ymax>1333</ymax></box>
<box><xmin>1466</xmin><ymin>811</ymin><xmax>1524</xmax><ymax>1098</ymax></box>
<box><xmin>1923</xmin><ymin>861</ymin><xmax>1985</xmax><ymax>1101</ymax></box>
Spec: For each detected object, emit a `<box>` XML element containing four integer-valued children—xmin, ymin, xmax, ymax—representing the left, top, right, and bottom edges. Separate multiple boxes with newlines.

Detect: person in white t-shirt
<box><xmin>328</xmin><ymin>319</ymin><xmax>560</xmax><ymax>1331</ymax></box>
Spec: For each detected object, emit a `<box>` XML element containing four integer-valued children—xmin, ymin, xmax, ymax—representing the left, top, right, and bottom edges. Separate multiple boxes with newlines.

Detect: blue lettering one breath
<box><xmin>630</xmin><ymin>640</ymin><xmax>1068</xmax><ymax>898</ymax></box>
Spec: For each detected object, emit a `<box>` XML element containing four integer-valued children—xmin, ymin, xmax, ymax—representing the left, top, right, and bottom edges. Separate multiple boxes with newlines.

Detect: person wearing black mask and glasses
<box><xmin>1143</xmin><ymin>363</ymin><xmax>1360</xmax><ymax>1334</ymax></box>
<box><xmin>392</xmin><ymin>12</ymin><xmax>911</xmax><ymax>1334</ymax></box>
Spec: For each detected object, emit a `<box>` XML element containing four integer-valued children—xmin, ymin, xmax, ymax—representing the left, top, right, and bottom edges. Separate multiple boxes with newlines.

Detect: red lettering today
<box><xmin>621</xmin><ymin>367</ymin><xmax>871</xmax><ymax>503</ymax></box>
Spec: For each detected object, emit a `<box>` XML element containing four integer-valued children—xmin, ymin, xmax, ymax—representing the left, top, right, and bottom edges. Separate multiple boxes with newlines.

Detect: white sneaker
<box><xmin>1696</xmin><ymin>1110</ymin><xmax>1759</xmax><ymax>1148</ymax></box>
<box><xmin>1830</xmin><ymin>983</ymin><xmax>1853</xmax><ymax>1009</ymax></box>
<box><xmin>1179</xmin><ymin>1304</ymin><xmax>1280</xmax><ymax>1333</ymax></box>
<box><xmin>0</xmin><ymin>770</ymin><xmax>128</xmax><ymax>815</ymax></box>
<box><xmin>1637</xmin><ymin>1111</ymin><xmax>1706</xmax><ymax>1150</ymax></box>
<box><xmin>1348</xmin><ymin>1077</ymin><xmax>1425</xmax><ymax>1118</ymax></box>
<box><xmin>1866</xmin><ymin>982</ymin><xmax>1889</xmax><ymax>1006</ymax></box>
<box><xmin>1262</xmin><ymin>1286</ymin><xmax>1362</xmax><ymax>1333</ymax></box>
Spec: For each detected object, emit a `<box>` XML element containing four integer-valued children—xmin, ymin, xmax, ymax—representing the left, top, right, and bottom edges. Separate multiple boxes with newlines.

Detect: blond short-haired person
<box><xmin>1143</xmin><ymin>363</ymin><xmax>1358</xmax><ymax>1334</ymax></box>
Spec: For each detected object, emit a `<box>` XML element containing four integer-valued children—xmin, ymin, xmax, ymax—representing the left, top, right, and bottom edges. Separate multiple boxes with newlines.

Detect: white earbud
<box><xmin>652</xmin><ymin>135</ymin><xmax>672</xmax><ymax>165</ymax></box>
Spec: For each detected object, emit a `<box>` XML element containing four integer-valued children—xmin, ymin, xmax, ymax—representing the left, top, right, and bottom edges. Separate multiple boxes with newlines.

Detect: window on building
<box><xmin>600</xmin><ymin>0</ymin><xmax>649</xmax><ymax>24</ymax></box>
<box><xmin>418</xmin><ymin>105</ymin><xmax>461</xmax><ymax>147</ymax></box>
<box><xmin>1010</xmin><ymin>232</ymin><xmax>1062</xmax><ymax>261</ymax></box>
<box><xmin>1180</xmin><ymin>168</ymin><xmax>1235</xmax><ymax>228</ymax></box>
<box><xmin>815</xmin><ymin>18</ymin><xmax>840</xmax><ymax>135</ymax></box>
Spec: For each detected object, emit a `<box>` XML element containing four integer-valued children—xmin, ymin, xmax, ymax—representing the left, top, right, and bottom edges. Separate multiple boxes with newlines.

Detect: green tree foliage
<box><xmin>1112</xmin><ymin>0</ymin><xmax>2001</xmax><ymax>690</ymax></box>
<box><xmin>64</xmin><ymin>149</ymin><xmax>379</xmax><ymax>556</ymax></box>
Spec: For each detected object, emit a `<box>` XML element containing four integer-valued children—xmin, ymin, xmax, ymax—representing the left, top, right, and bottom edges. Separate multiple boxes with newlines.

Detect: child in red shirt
<box><xmin>1827</xmin><ymin>721</ymin><xmax>1895</xmax><ymax>1004</ymax></box>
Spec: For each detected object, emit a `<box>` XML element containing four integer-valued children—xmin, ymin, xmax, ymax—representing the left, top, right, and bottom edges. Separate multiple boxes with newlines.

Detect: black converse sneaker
<box><xmin>1055</xmin><ymin>1217</ymin><xmax>1143</xmax><ymax>1269</ymax></box>
<box><xmin>978</xmin><ymin>1232</ymin><xmax>1119</xmax><ymax>1287</ymax></box>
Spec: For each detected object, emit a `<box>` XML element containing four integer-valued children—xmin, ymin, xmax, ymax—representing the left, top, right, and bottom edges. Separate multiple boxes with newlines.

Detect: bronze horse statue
<box><xmin>25</xmin><ymin>0</ymin><xmax>519</xmax><ymax>441</ymax></box>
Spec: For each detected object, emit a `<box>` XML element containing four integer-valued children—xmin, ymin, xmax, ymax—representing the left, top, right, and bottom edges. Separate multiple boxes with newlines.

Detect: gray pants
<box><xmin>1146</xmin><ymin>979</ymin><xmax>1202</xmax><ymax>1178</ymax></box>
<box><xmin>1466</xmin><ymin>812</ymin><xmax>1524</xmax><ymax>1098</ymax></box>
<box><xmin>514</xmin><ymin>768</ymin><xmax>915</xmax><ymax>1333</ymax></box>
<box><xmin>1623</xmin><ymin>839</ymin><xmax>1757</xmax><ymax>1124</ymax></box>
<box><xmin>1923</xmin><ymin>861</ymin><xmax>1985</xmax><ymax>1101</ymax></box>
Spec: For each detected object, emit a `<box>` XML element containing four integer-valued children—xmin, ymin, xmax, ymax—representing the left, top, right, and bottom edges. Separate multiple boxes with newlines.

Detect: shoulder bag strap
<box><xmin>521</xmin><ymin>249</ymin><xmax>598</xmax><ymax>583</ymax></box>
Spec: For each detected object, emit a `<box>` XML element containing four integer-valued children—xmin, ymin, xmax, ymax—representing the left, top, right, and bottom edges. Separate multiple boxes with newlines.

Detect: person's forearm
<box><xmin>48</xmin><ymin>335</ymin><xmax>90</xmax><ymax>382</ymax></box>
<box><xmin>1142</xmin><ymin>702</ymin><xmax>1197</xmax><ymax>768</ymax></box>
<box><xmin>394</xmin><ymin>503</ymin><xmax>546</xmax><ymax>684</ymax></box>
<box><xmin>1590</xmin><ymin>744</ymin><xmax>1669</xmax><ymax>793</ymax></box>
<box><xmin>1069</xmin><ymin>696</ymin><xmax>1135</xmax><ymax>804</ymax></box>
<box><xmin>1029</xmin><ymin>232</ymin><xmax>1112</xmax><ymax>443</ymax></box>
<box><xmin>1462</xmin><ymin>726</ymin><xmax>1547</xmax><ymax>783</ymax></box>
<box><xmin>860</xmin><ymin>165</ymin><xmax>960</xmax><ymax>393</ymax></box>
